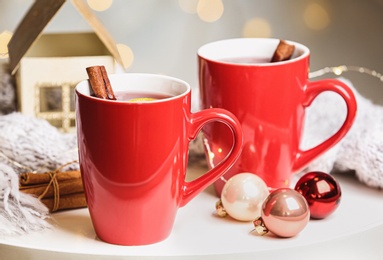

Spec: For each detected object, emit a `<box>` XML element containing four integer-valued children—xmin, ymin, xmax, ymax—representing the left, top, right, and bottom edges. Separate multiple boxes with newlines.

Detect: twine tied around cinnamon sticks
<box><xmin>19</xmin><ymin>161</ymin><xmax>87</xmax><ymax>213</ymax></box>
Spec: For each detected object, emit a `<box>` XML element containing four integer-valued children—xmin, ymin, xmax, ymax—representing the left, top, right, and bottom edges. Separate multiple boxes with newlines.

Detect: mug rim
<box><xmin>197</xmin><ymin>38</ymin><xmax>310</xmax><ymax>67</ymax></box>
<box><xmin>75</xmin><ymin>73</ymin><xmax>191</xmax><ymax>104</ymax></box>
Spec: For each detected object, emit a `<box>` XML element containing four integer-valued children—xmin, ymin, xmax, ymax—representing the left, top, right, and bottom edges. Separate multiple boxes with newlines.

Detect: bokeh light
<box><xmin>303</xmin><ymin>3</ymin><xmax>330</xmax><ymax>30</ymax></box>
<box><xmin>242</xmin><ymin>18</ymin><xmax>272</xmax><ymax>38</ymax></box>
<box><xmin>117</xmin><ymin>43</ymin><xmax>134</xmax><ymax>69</ymax></box>
<box><xmin>0</xmin><ymin>30</ymin><xmax>13</xmax><ymax>58</ymax></box>
<box><xmin>178</xmin><ymin>0</ymin><xmax>198</xmax><ymax>14</ymax></box>
<box><xmin>87</xmin><ymin>0</ymin><xmax>113</xmax><ymax>12</ymax></box>
<box><xmin>197</xmin><ymin>0</ymin><xmax>224</xmax><ymax>23</ymax></box>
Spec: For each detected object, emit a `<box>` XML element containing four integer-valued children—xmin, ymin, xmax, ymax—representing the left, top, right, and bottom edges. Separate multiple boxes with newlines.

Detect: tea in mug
<box><xmin>114</xmin><ymin>91</ymin><xmax>172</xmax><ymax>102</ymax></box>
<box><xmin>220</xmin><ymin>57</ymin><xmax>271</xmax><ymax>64</ymax></box>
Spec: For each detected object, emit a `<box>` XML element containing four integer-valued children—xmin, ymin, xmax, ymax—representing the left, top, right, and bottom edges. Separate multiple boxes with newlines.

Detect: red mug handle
<box><xmin>179</xmin><ymin>108</ymin><xmax>243</xmax><ymax>207</ymax></box>
<box><xmin>292</xmin><ymin>79</ymin><xmax>357</xmax><ymax>172</ymax></box>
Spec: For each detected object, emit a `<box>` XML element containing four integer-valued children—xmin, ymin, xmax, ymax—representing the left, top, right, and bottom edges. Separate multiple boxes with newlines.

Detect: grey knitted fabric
<box><xmin>0</xmin><ymin>163</ymin><xmax>50</xmax><ymax>235</ymax></box>
<box><xmin>0</xmin><ymin>113</ymin><xmax>78</xmax><ymax>235</ymax></box>
<box><xmin>0</xmin><ymin>113</ymin><xmax>78</xmax><ymax>172</ymax></box>
<box><xmin>0</xmin><ymin>61</ymin><xmax>61</xmax><ymax>235</ymax></box>
<box><xmin>302</xmin><ymin>78</ymin><xmax>383</xmax><ymax>189</ymax></box>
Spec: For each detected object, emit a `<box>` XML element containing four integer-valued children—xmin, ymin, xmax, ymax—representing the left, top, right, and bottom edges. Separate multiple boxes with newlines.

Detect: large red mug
<box><xmin>198</xmin><ymin>38</ymin><xmax>357</xmax><ymax>195</ymax></box>
<box><xmin>75</xmin><ymin>73</ymin><xmax>242</xmax><ymax>245</ymax></box>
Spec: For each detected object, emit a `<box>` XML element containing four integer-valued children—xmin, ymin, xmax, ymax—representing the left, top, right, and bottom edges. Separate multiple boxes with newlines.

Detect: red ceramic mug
<box><xmin>198</xmin><ymin>38</ymin><xmax>357</xmax><ymax>195</ymax></box>
<box><xmin>75</xmin><ymin>73</ymin><xmax>242</xmax><ymax>245</ymax></box>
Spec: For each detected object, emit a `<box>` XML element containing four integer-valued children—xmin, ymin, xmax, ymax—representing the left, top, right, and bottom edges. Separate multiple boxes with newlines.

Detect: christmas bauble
<box><xmin>295</xmin><ymin>171</ymin><xmax>341</xmax><ymax>219</ymax></box>
<box><xmin>221</xmin><ymin>173</ymin><xmax>269</xmax><ymax>221</ymax></box>
<box><xmin>255</xmin><ymin>188</ymin><xmax>310</xmax><ymax>237</ymax></box>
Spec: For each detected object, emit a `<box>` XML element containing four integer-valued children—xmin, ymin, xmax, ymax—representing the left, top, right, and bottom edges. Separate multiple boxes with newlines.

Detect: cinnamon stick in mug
<box><xmin>86</xmin><ymin>66</ymin><xmax>116</xmax><ymax>100</ymax></box>
<box><xmin>271</xmin><ymin>40</ymin><xmax>295</xmax><ymax>62</ymax></box>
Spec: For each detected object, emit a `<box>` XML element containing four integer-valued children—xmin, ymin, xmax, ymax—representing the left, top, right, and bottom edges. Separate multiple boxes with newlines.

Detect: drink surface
<box><xmin>114</xmin><ymin>91</ymin><xmax>171</xmax><ymax>101</ymax></box>
<box><xmin>220</xmin><ymin>57</ymin><xmax>270</xmax><ymax>64</ymax></box>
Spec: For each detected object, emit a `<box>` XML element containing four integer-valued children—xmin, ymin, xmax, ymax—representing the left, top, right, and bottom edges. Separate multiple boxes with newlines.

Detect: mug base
<box><xmin>96</xmin><ymin>230</ymin><xmax>171</xmax><ymax>246</ymax></box>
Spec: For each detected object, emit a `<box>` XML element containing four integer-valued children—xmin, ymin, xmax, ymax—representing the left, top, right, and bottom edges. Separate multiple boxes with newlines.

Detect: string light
<box><xmin>0</xmin><ymin>150</ymin><xmax>34</xmax><ymax>172</ymax></box>
<box><xmin>309</xmin><ymin>65</ymin><xmax>383</xmax><ymax>82</ymax></box>
<box><xmin>0</xmin><ymin>149</ymin><xmax>78</xmax><ymax>173</ymax></box>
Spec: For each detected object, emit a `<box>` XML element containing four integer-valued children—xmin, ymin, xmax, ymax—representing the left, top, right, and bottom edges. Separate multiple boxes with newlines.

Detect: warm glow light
<box><xmin>203</xmin><ymin>138</ymin><xmax>216</xmax><ymax>168</ymax></box>
<box><xmin>178</xmin><ymin>0</ymin><xmax>198</xmax><ymax>14</ymax></box>
<box><xmin>0</xmin><ymin>30</ymin><xmax>12</xmax><ymax>58</ymax></box>
<box><xmin>117</xmin><ymin>43</ymin><xmax>134</xmax><ymax>69</ymax></box>
<box><xmin>333</xmin><ymin>66</ymin><xmax>343</xmax><ymax>75</ymax></box>
<box><xmin>284</xmin><ymin>179</ymin><xmax>289</xmax><ymax>186</ymax></box>
<box><xmin>87</xmin><ymin>0</ymin><xmax>113</xmax><ymax>12</ymax></box>
<box><xmin>197</xmin><ymin>0</ymin><xmax>224</xmax><ymax>23</ymax></box>
<box><xmin>303</xmin><ymin>3</ymin><xmax>330</xmax><ymax>30</ymax></box>
<box><xmin>242</xmin><ymin>18</ymin><xmax>272</xmax><ymax>38</ymax></box>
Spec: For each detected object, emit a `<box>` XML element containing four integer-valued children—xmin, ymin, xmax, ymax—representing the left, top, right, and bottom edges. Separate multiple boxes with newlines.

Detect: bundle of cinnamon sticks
<box><xmin>19</xmin><ymin>170</ymin><xmax>87</xmax><ymax>212</ymax></box>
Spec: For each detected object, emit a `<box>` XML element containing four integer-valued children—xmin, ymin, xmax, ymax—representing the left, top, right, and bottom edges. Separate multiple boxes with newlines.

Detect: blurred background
<box><xmin>1</xmin><ymin>0</ymin><xmax>382</xmax><ymax>109</ymax></box>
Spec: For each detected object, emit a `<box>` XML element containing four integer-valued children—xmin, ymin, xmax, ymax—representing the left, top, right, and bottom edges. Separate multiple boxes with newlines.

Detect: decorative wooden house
<box><xmin>8</xmin><ymin>0</ymin><xmax>122</xmax><ymax>132</ymax></box>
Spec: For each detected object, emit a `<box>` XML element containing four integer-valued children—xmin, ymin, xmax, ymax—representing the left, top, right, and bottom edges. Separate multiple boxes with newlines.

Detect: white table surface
<box><xmin>1</xmin><ymin>164</ymin><xmax>383</xmax><ymax>260</ymax></box>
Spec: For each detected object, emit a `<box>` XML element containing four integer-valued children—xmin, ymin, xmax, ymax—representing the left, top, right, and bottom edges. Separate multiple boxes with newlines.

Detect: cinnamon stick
<box><xmin>19</xmin><ymin>178</ymin><xmax>84</xmax><ymax>198</ymax></box>
<box><xmin>41</xmin><ymin>192</ymin><xmax>87</xmax><ymax>212</ymax></box>
<box><xmin>86</xmin><ymin>65</ymin><xmax>116</xmax><ymax>100</ymax></box>
<box><xmin>20</xmin><ymin>170</ymin><xmax>81</xmax><ymax>186</ymax></box>
<box><xmin>19</xmin><ymin>170</ymin><xmax>87</xmax><ymax>212</ymax></box>
<box><xmin>271</xmin><ymin>40</ymin><xmax>295</xmax><ymax>62</ymax></box>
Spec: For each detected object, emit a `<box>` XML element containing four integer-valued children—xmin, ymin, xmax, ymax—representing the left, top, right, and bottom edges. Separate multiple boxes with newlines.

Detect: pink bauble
<box><xmin>295</xmin><ymin>171</ymin><xmax>341</xmax><ymax>219</ymax></box>
<box><xmin>261</xmin><ymin>188</ymin><xmax>310</xmax><ymax>237</ymax></box>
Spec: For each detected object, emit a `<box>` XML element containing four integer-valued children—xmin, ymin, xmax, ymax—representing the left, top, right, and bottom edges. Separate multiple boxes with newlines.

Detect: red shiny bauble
<box><xmin>294</xmin><ymin>171</ymin><xmax>341</xmax><ymax>219</ymax></box>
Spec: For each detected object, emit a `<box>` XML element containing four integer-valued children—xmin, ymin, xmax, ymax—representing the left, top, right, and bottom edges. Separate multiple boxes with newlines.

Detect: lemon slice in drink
<box><xmin>129</xmin><ymin>97</ymin><xmax>157</xmax><ymax>102</ymax></box>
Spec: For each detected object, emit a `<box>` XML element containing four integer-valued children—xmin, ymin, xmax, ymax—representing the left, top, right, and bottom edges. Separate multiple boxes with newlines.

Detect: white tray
<box><xmin>1</xmin><ymin>164</ymin><xmax>383</xmax><ymax>260</ymax></box>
